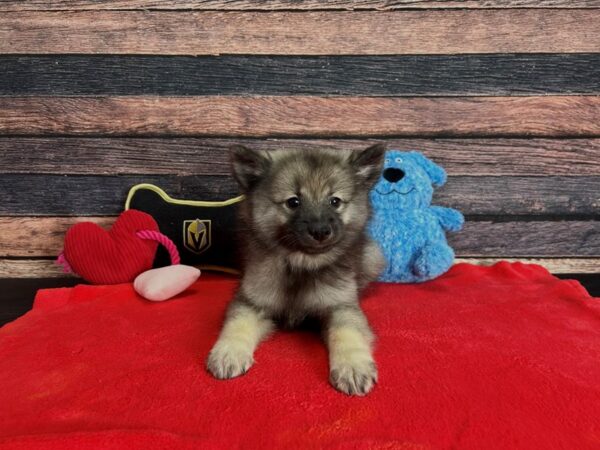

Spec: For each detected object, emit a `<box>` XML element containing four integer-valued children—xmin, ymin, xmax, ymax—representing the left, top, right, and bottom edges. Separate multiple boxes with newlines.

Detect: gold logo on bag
<box><xmin>183</xmin><ymin>219</ymin><xmax>211</xmax><ymax>255</ymax></box>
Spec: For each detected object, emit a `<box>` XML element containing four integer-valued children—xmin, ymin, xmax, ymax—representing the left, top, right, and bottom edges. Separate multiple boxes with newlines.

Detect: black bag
<box><xmin>125</xmin><ymin>184</ymin><xmax>242</xmax><ymax>274</ymax></box>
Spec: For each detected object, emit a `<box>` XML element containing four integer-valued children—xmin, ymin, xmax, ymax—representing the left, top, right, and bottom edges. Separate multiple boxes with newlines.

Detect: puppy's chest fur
<box><xmin>240</xmin><ymin>252</ymin><xmax>358</xmax><ymax>328</ymax></box>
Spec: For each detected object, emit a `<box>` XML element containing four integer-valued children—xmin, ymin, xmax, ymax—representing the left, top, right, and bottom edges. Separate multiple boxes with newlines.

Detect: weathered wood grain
<box><xmin>0</xmin><ymin>259</ymin><xmax>77</xmax><ymax>278</ymax></box>
<box><xmin>456</xmin><ymin>258</ymin><xmax>600</xmax><ymax>274</ymax></box>
<box><xmin>2</xmin><ymin>257</ymin><xmax>598</xmax><ymax>278</ymax></box>
<box><xmin>2</xmin><ymin>1</ymin><xmax>599</xmax><ymax>10</ymax></box>
<box><xmin>0</xmin><ymin>217</ymin><xmax>115</xmax><ymax>257</ymax></box>
<box><xmin>451</xmin><ymin>221</ymin><xmax>600</xmax><ymax>257</ymax></box>
<box><xmin>2</xmin><ymin>96</ymin><xmax>600</xmax><ymax>137</ymax></box>
<box><xmin>0</xmin><ymin>175</ymin><xmax>239</xmax><ymax>216</ymax></box>
<box><xmin>1</xmin><ymin>10</ymin><xmax>599</xmax><ymax>55</ymax></box>
<box><xmin>2</xmin><ymin>138</ymin><xmax>600</xmax><ymax>177</ymax></box>
<box><xmin>1</xmin><ymin>217</ymin><xmax>597</xmax><ymax>258</ymax></box>
<box><xmin>4</xmin><ymin>54</ymin><xmax>600</xmax><ymax>96</ymax></box>
<box><xmin>0</xmin><ymin>174</ymin><xmax>598</xmax><ymax>216</ymax></box>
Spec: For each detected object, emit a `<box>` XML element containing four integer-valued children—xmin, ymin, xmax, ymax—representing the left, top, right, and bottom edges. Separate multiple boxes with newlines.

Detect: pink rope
<box><xmin>136</xmin><ymin>230</ymin><xmax>181</xmax><ymax>265</ymax></box>
<box><xmin>56</xmin><ymin>251</ymin><xmax>73</xmax><ymax>273</ymax></box>
<box><xmin>57</xmin><ymin>229</ymin><xmax>181</xmax><ymax>272</ymax></box>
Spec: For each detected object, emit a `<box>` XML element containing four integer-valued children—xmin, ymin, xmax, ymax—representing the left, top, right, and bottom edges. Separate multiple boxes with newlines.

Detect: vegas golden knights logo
<box><xmin>183</xmin><ymin>219</ymin><xmax>211</xmax><ymax>255</ymax></box>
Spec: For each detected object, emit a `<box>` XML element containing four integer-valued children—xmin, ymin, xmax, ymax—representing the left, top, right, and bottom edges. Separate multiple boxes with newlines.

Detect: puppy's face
<box><xmin>231</xmin><ymin>144</ymin><xmax>385</xmax><ymax>257</ymax></box>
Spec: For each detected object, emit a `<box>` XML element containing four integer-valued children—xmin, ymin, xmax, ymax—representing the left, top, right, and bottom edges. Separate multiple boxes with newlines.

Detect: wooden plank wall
<box><xmin>0</xmin><ymin>1</ymin><xmax>598</xmax><ymax>278</ymax></box>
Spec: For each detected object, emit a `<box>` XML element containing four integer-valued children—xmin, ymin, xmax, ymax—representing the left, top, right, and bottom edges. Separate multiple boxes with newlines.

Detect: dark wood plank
<box><xmin>2</xmin><ymin>272</ymin><xmax>598</xmax><ymax>327</ymax></box>
<box><xmin>0</xmin><ymin>174</ymin><xmax>597</xmax><ymax>216</ymax></box>
<box><xmin>0</xmin><ymin>175</ymin><xmax>239</xmax><ymax>216</ymax></box>
<box><xmin>1</xmin><ymin>217</ymin><xmax>598</xmax><ymax>258</ymax></box>
<box><xmin>557</xmin><ymin>274</ymin><xmax>600</xmax><ymax>297</ymax></box>
<box><xmin>451</xmin><ymin>221</ymin><xmax>600</xmax><ymax>257</ymax></box>
<box><xmin>0</xmin><ymin>277</ymin><xmax>83</xmax><ymax>326</ymax></box>
<box><xmin>2</xmin><ymin>1</ymin><xmax>599</xmax><ymax>10</ymax></box>
<box><xmin>2</xmin><ymin>275</ymin><xmax>597</xmax><ymax>328</ymax></box>
<box><xmin>2</xmin><ymin>137</ymin><xmax>599</xmax><ymax>176</ymax></box>
<box><xmin>2</xmin><ymin>96</ymin><xmax>600</xmax><ymax>137</ymax></box>
<box><xmin>436</xmin><ymin>177</ymin><xmax>600</xmax><ymax>217</ymax></box>
<box><xmin>2</xmin><ymin>258</ymin><xmax>599</xmax><ymax>279</ymax></box>
<box><xmin>1</xmin><ymin>10</ymin><xmax>599</xmax><ymax>55</ymax></box>
<box><xmin>4</xmin><ymin>55</ymin><xmax>600</xmax><ymax>96</ymax></box>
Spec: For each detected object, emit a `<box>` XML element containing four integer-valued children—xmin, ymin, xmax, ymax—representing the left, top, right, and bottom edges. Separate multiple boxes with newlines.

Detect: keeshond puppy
<box><xmin>206</xmin><ymin>144</ymin><xmax>386</xmax><ymax>396</ymax></box>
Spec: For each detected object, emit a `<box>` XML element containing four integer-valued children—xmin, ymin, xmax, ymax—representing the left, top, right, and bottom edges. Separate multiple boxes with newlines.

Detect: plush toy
<box><xmin>58</xmin><ymin>210</ymin><xmax>159</xmax><ymax>285</ymax></box>
<box><xmin>133</xmin><ymin>264</ymin><xmax>201</xmax><ymax>302</ymax></box>
<box><xmin>368</xmin><ymin>150</ymin><xmax>464</xmax><ymax>283</ymax></box>
<box><xmin>57</xmin><ymin>210</ymin><xmax>200</xmax><ymax>301</ymax></box>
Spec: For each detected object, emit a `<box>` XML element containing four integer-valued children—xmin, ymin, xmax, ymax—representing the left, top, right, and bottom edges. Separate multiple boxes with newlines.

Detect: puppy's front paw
<box><xmin>330</xmin><ymin>360</ymin><xmax>378</xmax><ymax>396</ymax></box>
<box><xmin>206</xmin><ymin>344</ymin><xmax>254</xmax><ymax>380</ymax></box>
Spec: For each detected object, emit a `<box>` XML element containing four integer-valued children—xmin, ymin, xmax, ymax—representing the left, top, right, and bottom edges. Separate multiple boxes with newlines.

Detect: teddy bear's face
<box><xmin>369</xmin><ymin>150</ymin><xmax>446</xmax><ymax>211</ymax></box>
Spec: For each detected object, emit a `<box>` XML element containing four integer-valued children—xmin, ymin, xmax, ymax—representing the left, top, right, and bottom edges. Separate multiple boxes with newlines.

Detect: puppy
<box><xmin>206</xmin><ymin>144</ymin><xmax>385</xmax><ymax>395</ymax></box>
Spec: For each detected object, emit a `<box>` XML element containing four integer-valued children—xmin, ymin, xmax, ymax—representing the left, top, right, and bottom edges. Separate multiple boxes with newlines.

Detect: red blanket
<box><xmin>0</xmin><ymin>262</ymin><xmax>599</xmax><ymax>449</ymax></box>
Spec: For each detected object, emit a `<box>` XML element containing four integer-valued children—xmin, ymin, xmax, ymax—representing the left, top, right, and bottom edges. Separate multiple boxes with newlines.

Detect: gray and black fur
<box><xmin>206</xmin><ymin>144</ymin><xmax>386</xmax><ymax>396</ymax></box>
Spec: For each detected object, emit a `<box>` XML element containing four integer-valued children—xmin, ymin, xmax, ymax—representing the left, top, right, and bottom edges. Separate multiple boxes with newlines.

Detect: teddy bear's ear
<box><xmin>410</xmin><ymin>152</ymin><xmax>447</xmax><ymax>186</ymax></box>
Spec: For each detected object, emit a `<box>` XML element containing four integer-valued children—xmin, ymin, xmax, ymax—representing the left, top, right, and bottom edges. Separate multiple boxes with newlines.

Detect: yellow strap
<box><xmin>125</xmin><ymin>183</ymin><xmax>244</xmax><ymax>210</ymax></box>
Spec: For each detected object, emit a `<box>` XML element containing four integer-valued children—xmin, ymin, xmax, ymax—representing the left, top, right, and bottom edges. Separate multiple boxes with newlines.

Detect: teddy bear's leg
<box><xmin>379</xmin><ymin>247</ymin><xmax>413</xmax><ymax>282</ymax></box>
<box><xmin>413</xmin><ymin>242</ymin><xmax>455</xmax><ymax>281</ymax></box>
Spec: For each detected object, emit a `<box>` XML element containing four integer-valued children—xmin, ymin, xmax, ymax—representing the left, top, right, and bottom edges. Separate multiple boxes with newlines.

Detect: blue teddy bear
<box><xmin>368</xmin><ymin>150</ymin><xmax>464</xmax><ymax>283</ymax></box>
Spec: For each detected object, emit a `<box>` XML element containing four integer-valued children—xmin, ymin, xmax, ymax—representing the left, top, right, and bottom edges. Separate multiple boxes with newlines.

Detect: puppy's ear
<box><xmin>230</xmin><ymin>145</ymin><xmax>272</xmax><ymax>191</ymax></box>
<box><xmin>349</xmin><ymin>143</ymin><xmax>385</xmax><ymax>185</ymax></box>
<box><xmin>410</xmin><ymin>152</ymin><xmax>447</xmax><ymax>186</ymax></box>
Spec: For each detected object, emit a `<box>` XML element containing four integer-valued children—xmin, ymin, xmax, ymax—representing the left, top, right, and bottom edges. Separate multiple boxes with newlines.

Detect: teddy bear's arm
<box><xmin>430</xmin><ymin>206</ymin><xmax>465</xmax><ymax>232</ymax></box>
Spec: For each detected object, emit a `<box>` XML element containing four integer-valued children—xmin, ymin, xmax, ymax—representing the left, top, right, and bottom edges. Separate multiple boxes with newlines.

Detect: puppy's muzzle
<box><xmin>307</xmin><ymin>222</ymin><xmax>333</xmax><ymax>243</ymax></box>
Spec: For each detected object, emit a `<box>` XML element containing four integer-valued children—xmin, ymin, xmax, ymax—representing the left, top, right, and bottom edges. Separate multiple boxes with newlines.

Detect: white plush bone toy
<box><xmin>130</xmin><ymin>230</ymin><xmax>201</xmax><ymax>301</ymax></box>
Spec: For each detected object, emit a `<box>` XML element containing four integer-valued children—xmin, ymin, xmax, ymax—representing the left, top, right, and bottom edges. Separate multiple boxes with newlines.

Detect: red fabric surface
<box><xmin>63</xmin><ymin>210</ymin><xmax>159</xmax><ymax>284</ymax></box>
<box><xmin>1</xmin><ymin>262</ymin><xmax>599</xmax><ymax>449</ymax></box>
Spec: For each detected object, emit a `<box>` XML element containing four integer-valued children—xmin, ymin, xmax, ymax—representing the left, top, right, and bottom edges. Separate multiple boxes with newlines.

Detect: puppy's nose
<box><xmin>383</xmin><ymin>167</ymin><xmax>405</xmax><ymax>183</ymax></box>
<box><xmin>308</xmin><ymin>224</ymin><xmax>332</xmax><ymax>242</ymax></box>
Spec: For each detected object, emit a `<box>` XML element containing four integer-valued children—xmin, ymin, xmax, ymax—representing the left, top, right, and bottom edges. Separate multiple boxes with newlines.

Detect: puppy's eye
<box><xmin>329</xmin><ymin>197</ymin><xmax>342</xmax><ymax>208</ymax></box>
<box><xmin>286</xmin><ymin>197</ymin><xmax>301</xmax><ymax>209</ymax></box>
<box><xmin>384</xmin><ymin>158</ymin><xmax>390</xmax><ymax>164</ymax></box>
<box><xmin>395</xmin><ymin>157</ymin><xmax>402</xmax><ymax>163</ymax></box>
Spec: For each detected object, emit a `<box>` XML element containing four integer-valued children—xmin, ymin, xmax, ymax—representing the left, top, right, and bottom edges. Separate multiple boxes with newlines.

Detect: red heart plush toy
<box><xmin>63</xmin><ymin>210</ymin><xmax>159</xmax><ymax>285</ymax></box>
